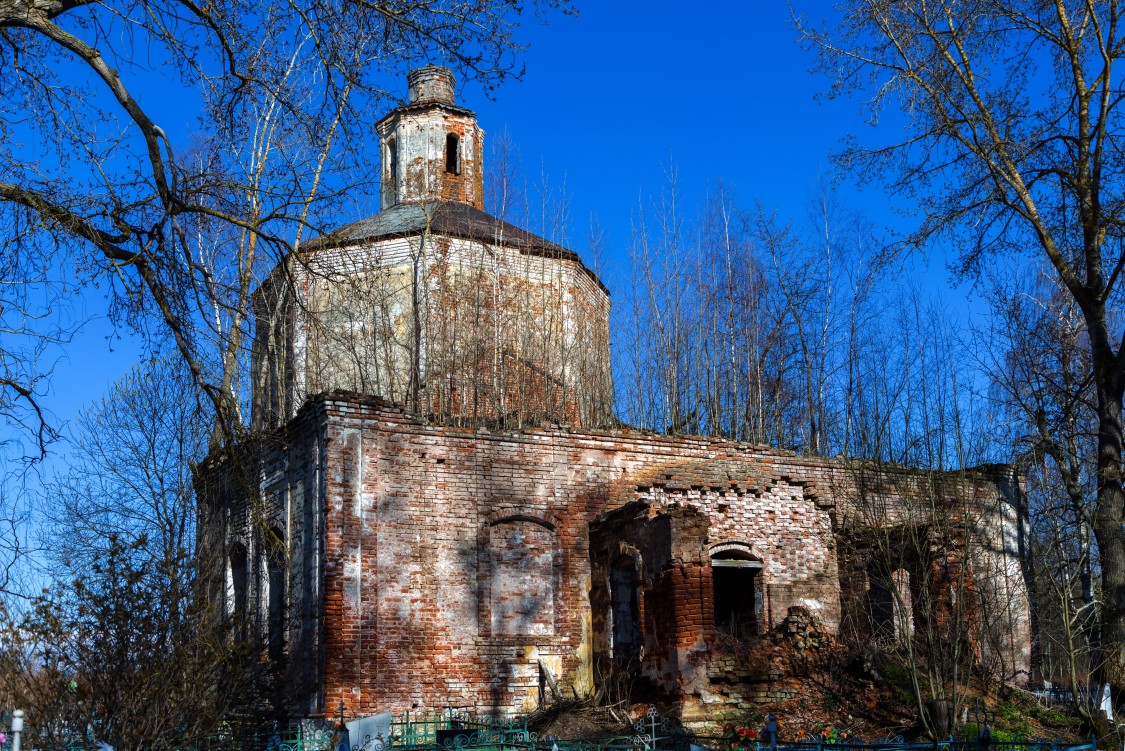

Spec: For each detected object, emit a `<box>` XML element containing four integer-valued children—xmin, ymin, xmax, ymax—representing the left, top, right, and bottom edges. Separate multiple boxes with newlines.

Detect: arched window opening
<box><xmin>387</xmin><ymin>134</ymin><xmax>400</xmax><ymax>203</ymax></box>
<box><xmin>490</xmin><ymin>518</ymin><xmax>555</xmax><ymax>635</ymax></box>
<box><xmin>609</xmin><ymin>556</ymin><xmax>641</xmax><ymax>663</ymax></box>
<box><xmin>267</xmin><ymin>528</ymin><xmax>287</xmax><ymax>660</ymax></box>
<box><xmin>229</xmin><ymin>543</ymin><xmax>248</xmax><ymax>617</ymax></box>
<box><xmin>445</xmin><ymin>133</ymin><xmax>461</xmax><ymax>175</ymax></box>
<box><xmin>711</xmin><ymin>548</ymin><xmax>763</xmax><ymax>637</ymax></box>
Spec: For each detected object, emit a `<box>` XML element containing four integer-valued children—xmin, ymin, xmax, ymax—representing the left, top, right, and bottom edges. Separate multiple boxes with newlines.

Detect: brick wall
<box><xmin>199</xmin><ymin>396</ymin><xmax>1031</xmax><ymax>721</ymax></box>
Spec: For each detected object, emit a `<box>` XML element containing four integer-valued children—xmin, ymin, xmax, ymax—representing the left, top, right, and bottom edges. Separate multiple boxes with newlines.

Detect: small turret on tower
<box><xmin>377</xmin><ymin>65</ymin><xmax>484</xmax><ymax>209</ymax></box>
<box><xmin>408</xmin><ymin>65</ymin><xmax>456</xmax><ymax>104</ymax></box>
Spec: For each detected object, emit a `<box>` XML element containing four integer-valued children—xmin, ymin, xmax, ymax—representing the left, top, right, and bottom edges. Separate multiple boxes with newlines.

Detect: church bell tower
<box><xmin>376</xmin><ymin>65</ymin><xmax>485</xmax><ymax>209</ymax></box>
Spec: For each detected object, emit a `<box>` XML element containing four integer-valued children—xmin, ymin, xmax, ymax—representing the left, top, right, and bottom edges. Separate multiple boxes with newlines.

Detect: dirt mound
<box><xmin>527</xmin><ymin>700</ymin><xmax>630</xmax><ymax>739</ymax></box>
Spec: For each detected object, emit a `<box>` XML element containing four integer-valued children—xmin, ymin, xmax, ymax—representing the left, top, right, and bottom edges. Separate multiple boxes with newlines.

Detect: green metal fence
<box><xmin>181</xmin><ymin>732</ymin><xmax>1101</xmax><ymax>751</ymax></box>
<box><xmin>38</xmin><ymin>708</ymin><xmax>1101</xmax><ymax>751</ymax></box>
<box><xmin>336</xmin><ymin>706</ymin><xmax>1100</xmax><ymax>751</ymax></box>
<box><xmin>388</xmin><ymin>710</ymin><xmax>531</xmax><ymax>748</ymax></box>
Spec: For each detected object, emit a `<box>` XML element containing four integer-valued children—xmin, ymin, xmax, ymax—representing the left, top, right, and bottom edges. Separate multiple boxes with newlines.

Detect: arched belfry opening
<box><xmin>445</xmin><ymin>133</ymin><xmax>461</xmax><ymax>175</ymax></box>
<box><xmin>385</xmin><ymin>137</ymin><xmax>398</xmax><ymax>205</ymax></box>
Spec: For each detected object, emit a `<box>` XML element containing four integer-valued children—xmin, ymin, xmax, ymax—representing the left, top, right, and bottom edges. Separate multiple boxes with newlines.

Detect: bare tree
<box><xmin>799</xmin><ymin>0</ymin><xmax>1125</xmax><ymax>708</ymax></box>
<box><xmin>46</xmin><ymin>355</ymin><xmax>206</xmax><ymax>609</ymax></box>
<box><xmin>978</xmin><ymin>268</ymin><xmax>1101</xmax><ymax>717</ymax></box>
<box><xmin>617</xmin><ymin>177</ymin><xmax>884</xmax><ymax>455</ymax></box>
<box><xmin>0</xmin><ymin>357</ymin><xmax>263</xmax><ymax>749</ymax></box>
<box><xmin>838</xmin><ymin>290</ymin><xmax>1015</xmax><ymax>738</ymax></box>
<box><xmin>0</xmin><ymin>224</ymin><xmax>72</xmax><ymax>584</ymax></box>
<box><xmin>1</xmin><ymin>0</ymin><xmax>573</xmax><ymax>450</ymax></box>
<box><xmin>0</xmin><ymin>243</ymin><xmax>66</xmax><ymax>462</ymax></box>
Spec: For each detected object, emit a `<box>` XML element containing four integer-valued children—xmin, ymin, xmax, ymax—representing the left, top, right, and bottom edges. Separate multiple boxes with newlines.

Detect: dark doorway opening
<box><xmin>868</xmin><ymin>576</ymin><xmax>896</xmax><ymax>640</ymax></box>
<box><xmin>868</xmin><ymin>567</ymin><xmax>912</xmax><ymax>644</ymax></box>
<box><xmin>712</xmin><ymin>551</ymin><xmax>762</xmax><ymax>636</ymax></box>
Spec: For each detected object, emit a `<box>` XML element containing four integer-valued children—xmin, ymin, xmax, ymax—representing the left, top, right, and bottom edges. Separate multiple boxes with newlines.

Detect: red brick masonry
<box><xmin>199</xmin><ymin>393</ymin><xmax>1031</xmax><ymax>721</ymax></box>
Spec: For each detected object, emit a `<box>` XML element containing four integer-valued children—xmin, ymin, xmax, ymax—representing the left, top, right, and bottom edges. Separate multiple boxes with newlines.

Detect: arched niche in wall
<box><xmin>709</xmin><ymin>542</ymin><xmax>763</xmax><ymax>637</ymax></box>
<box><xmin>487</xmin><ymin>515</ymin><xmax>557</xmax><ymax>636</ymax></box>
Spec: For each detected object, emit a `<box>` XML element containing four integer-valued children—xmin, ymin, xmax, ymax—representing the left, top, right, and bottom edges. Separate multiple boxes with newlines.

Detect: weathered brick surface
<box><xmin>207</xmin><ymin>66</ymin><xmax>1033</xmax><ymax>723</ymax></box>
<box><xmin>251</xmin><ymin>231</ymin><xmax>613</xmax><ymax>432</ymax></box>
<box><xmin>377</xmin><ymin>66</ymin><xmax>484</xmax><ymax>210</ymax></box>
<box><xmin>199</xmin><ymin>395</ymin><xmax>1031</xmax><ymax>721</ymax></box>
<box><xmin>249</xmin><ymin>65</ymin><xmax>614</xmax><ymax>434</ymax></box>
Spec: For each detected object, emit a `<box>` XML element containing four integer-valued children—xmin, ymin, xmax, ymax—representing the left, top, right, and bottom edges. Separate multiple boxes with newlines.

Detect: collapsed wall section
<box><xmin>835</xmin><ymin>466</ymin><xmax>1032</xmax><ymax>686</ymax></box>
<box><xmin>586</xmin><ymin>465</ymin><xmax>838</xmax><ymax>720</ymax></box>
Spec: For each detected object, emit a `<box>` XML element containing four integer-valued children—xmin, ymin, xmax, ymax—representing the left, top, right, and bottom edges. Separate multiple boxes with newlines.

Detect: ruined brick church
<box><xmin>200</xmin><ymin>66</ymin><xmax>1033</xmax><ymax>724</ymax></box>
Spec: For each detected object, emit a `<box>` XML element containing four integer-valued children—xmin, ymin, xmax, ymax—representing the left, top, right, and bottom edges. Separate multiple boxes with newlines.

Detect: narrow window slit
<box><xmin>445</xmin><ymin>133</ymin><xmax>461</xmax><ymax>175</ymax></box>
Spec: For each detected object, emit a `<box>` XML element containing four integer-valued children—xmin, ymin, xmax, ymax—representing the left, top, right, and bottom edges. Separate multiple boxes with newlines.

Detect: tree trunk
<box><xmin>1094</xmin><ymin>379</ymin><xmax>1125</xmax><ymax>708</ymax></box>
<box><xmin>0</xmin><ymin>0</ymin><xmax>65</xmax><ymax>25</ymax></box>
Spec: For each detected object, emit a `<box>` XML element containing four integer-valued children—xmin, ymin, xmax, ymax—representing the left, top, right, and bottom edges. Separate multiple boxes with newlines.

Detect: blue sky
<box><xmin>473</xmin><ymin>2</ymin><xmax>866</xmax><ymax>240</ymax></box>
<box><xmin>40</xmin><ymin>0</ymin><xmax>955</xmax><ymax>446</ymax></box>
<box><xmin>467</xmin><ymin>1</ymin><xmax>911</xmax><ymax>253</ymax></box>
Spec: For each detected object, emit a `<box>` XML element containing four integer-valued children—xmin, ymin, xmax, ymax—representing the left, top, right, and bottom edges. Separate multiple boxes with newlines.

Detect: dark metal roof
<box><xmin>299</xmin><ymin>201</ymin><xmax>607</xmax><ymax>291</ymax></box>
<box><xmin>374</xmin><ymin>100</ymin><xmax>476</xmax><ymax>129</ymax></box>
